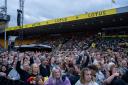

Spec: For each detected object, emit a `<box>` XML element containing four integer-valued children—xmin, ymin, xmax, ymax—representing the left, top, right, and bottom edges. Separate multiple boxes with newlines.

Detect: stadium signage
<box><xmin>54</xmin><ymin>18</ymin><xmax>67</xmax><ymax>23</ymax></box>
<box><xmin>32</xmin><ymin>23</ymin><xmax>41</xmax><ymax>27</ymax></box>
<box><xmin>5</xmin><ymin>8</ymin><xmax>116</xmax><ymax>31</ymax></box>
<box><xmin>88</xmin><ymin>11</ymin><xmax>106</xmax><ymax>18</ymax></box>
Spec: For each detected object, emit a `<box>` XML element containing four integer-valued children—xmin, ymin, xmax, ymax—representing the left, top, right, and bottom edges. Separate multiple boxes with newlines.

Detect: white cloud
<box><xmin>7</xmin><ymin>0</ymin><xmax>128</xmax><ymax>26</ymax></box>
<box><xmin>24</xmin><ymin>14</ymin><xmax>49</xmax><ymax>24</ymax></box>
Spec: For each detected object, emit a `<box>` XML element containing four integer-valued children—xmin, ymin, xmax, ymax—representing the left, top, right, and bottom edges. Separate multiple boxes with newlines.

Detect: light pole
<box><xmin>4</xmin><ymin>0</ymin><xmax>7</xmax><ymax>49</ymax></box>
<box><xmin>18</xmin><ymin>0</ymin><xmax>25</xmax><ymax>45</ymax></box>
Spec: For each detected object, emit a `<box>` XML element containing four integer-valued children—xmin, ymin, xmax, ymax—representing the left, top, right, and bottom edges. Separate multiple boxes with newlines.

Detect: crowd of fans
<box><xmin>0</xmin><ymin>33</ymin><xmax>128</xmax><ymax>85</ymax></box>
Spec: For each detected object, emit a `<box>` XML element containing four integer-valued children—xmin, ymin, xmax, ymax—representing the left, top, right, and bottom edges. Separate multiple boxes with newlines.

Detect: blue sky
<box><xmin>7</xmin><ymin>0</ymin><xmax>128</xmax><ymax>26</ymax></box>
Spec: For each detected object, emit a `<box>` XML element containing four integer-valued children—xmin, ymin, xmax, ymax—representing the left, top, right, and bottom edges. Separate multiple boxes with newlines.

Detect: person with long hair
<box><xmin>75</xmin><ymin>68</ymin><xmax>98</xmax><ymax>85</ymax></box>
<box><xmin>44</xmin><ymin>66</ymin><xmax>71</xmax><ymax>85</ymax></box>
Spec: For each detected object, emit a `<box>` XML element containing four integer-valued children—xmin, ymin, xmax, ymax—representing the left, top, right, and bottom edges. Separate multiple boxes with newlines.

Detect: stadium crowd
<box><xmin>0</xmin><ymin>34</ymin><xmax>128</xmax><ymax>85</ymax></box>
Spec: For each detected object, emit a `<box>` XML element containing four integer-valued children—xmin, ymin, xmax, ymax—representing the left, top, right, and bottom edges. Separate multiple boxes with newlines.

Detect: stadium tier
<box><xmin>0</xmin><ymin>6</ymin><xmax>128</xmax><ymax>48</ymax></box>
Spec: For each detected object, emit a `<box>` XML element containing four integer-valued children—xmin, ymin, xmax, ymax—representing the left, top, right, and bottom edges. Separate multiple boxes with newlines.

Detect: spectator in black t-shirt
<box><xmin>39</xmin><ymin>56</ymin><xmax>50</xmax><ymax>77</ymax></box>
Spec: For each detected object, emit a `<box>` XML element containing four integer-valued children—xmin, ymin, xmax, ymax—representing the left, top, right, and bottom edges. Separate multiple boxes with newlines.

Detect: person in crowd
<box><xmin>44</xmin><ymin>66</ymin><xmax>71</xmax><ymax>85</ymax></box>
<box><xmin>65</xmin><ymin>65</ymin><xmax>80</xmax><ymax>85</ymax></box>
<box><xmin>27</xmin><ymin>63</ymin><xmax>47</xmax><ymax>85</ymax></box>
<box><xmin>0</xmin><ymin>65</ymin><xmax>8</xmax><ymax>77</ymax></box>
<box><xmin>104</xmin><ymin>65</ymin><xmax>126</xmax><ymax>85</ymax></box>
<box><xmin>88</xmin><ymin>64</ymin><xmax>98</xmax><ymax>83</ymax></box>
<box><xmin>118</xmin><ymin>60</ymin><xmax>128</xmax><ymax>76</ymax></box>
<box><xmin>75</xmin><ymin>67</ymin><xmax>98</xmax><ymax>85</ymax></box>
<box><xmin>95</xmin><ymin>62</ymin><xmax>105</xmax><ymax>85</ymax></box>
<box><xmin>7</xmin><ymin>61</ymin><xmax>21</xmax><ymax>80</ymax></box>
<box><xmin>16</xmin><ymin>53</ymin><xmax>31</xmax><ymax>83</ymax></box>
<box><xmin>39</xmin><ymin>56</ymin><xmax>50</xmax><ymax>77</ymax></box>
<box><xmin>93</xmin><ymin>52</ymin><xmax>102</xmax><ymax>65</ymax></box>
<box><xmin>122</xmin><ymin>70</ymin><xmax>128</xmax><ymax>84</ymax></box>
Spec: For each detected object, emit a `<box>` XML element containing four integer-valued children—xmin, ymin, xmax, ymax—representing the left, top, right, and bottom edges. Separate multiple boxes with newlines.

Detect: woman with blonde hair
<box><xmin>75</xmin><ymin>68</ymin><xmax>98</xmax><ymax>85</ymax></box>
<box><xmin>44</xmin><ymin>66</ymin><xmax>71</xmax><ymax>85</ymax></box>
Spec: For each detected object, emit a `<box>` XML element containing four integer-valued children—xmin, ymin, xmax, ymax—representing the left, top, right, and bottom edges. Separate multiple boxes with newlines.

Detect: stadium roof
<box><xmin>1</xmin><ymin>6</ymin><xmax>128</xmax><ymax>36</ymax></box>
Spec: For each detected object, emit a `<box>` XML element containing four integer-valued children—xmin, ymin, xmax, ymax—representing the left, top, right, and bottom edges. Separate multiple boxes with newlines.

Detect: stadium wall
<box><xmin>0</xmin><ymin>38</ymin><xmax>38</xmax><ymax>48</ymax></box>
